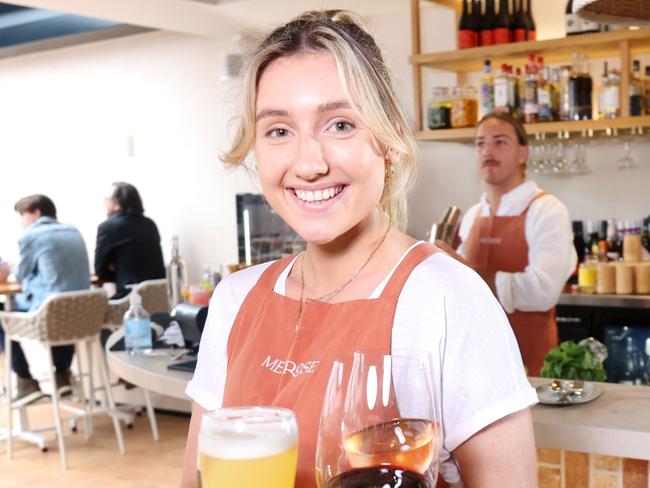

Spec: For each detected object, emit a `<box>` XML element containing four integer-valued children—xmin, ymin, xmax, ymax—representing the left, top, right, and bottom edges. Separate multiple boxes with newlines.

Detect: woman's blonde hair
<box><xmin>222</xmin><ymin>10</ymin><xmax>418</xmax><ymax>231</ymax></box>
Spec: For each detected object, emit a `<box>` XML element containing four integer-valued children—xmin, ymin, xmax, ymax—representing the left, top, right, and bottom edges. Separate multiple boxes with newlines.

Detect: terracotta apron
<box><xmin>463</xmin><ymin>192</ymin><xmax>558</xmax><ymax>376</ymax></box>
<box><xmin>221</xmin><ymin>243</ymin><xmax>442</xmax><ymax>487</ymax></box>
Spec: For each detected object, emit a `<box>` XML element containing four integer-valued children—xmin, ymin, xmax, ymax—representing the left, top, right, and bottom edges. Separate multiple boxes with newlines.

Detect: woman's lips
<box><xmin>286</xmin><ymin>184</ymin><xmax>348</xmax><ymax>211</ymax></box>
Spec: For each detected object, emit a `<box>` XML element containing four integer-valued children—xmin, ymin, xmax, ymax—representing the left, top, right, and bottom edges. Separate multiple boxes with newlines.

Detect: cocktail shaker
<box><xmin>433</xmin><ymin>206</ymin><xmax>462</xmax><ymax>246</ymax></box>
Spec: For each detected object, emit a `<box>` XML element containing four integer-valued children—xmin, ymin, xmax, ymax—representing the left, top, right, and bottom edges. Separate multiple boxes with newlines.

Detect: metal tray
<box><xmin>536</xmin><ymin>380</ymin><xmax>604</xmax><ymax>406</ymax></box>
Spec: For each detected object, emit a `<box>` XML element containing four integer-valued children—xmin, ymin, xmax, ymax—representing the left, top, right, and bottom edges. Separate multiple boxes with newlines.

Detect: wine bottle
<box><xmin>494</xmin><ymin>0</ymin><xmax>511</xmax><ymax>44</ymax></box>
<box><xmin>458</xmin><ymin>0</ymin><xmax>479</xmax><ymax>49</ymax></box>
<box><xmin>513</xmin><ymin>0</ymin><xmax>527</xmax><ymax>42</ymax></box>
<box><xmin>473</xmin><ymin>0</ymin><xmax>483</xmax><ymax>47</ymax></box>
<box><xmin>508</xmin><ymin>0</ymin><xmax>517</xmax><ymax>42</ymax></box>
<box><xmin>525</xmin><ymin>0</ymin><xmax>536</xmax><ymax>40</ymax></box>
<box><xmin>481</xmin><ymin>0</ymin><xmax>496</xmax><ymax>46</ymax></box>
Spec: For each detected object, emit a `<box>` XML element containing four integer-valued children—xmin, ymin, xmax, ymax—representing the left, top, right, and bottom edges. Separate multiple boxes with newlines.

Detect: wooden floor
<box><xmin>0</xmin><ymin>399</ymin><xmax>189</xmax><ymax>487</ymax></box>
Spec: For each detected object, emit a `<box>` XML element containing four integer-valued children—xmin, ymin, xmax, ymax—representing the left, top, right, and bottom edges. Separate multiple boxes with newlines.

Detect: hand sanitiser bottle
<box><xmin>123</xmin><ymin>289</ymin><xmax>153</xmax><ymax>355</ymax></box>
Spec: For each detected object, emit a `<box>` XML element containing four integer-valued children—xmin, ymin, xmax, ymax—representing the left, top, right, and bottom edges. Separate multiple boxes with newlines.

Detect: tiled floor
<box><xmin>0</xmin><ymin>400</ymin><xmax>189</xmax><ymax>487</ymax></box>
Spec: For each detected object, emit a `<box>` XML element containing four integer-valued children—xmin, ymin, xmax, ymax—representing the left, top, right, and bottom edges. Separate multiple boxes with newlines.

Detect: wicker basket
<box><xmin>574</xmin><ymin>0</ymin><xmax>650</xmax><ymax>26</ymax></box>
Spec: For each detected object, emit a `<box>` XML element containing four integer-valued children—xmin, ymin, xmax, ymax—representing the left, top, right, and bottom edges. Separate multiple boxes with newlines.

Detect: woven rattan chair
<box><xmin>103</xmin><ymin>278</ymin><xmax>170</xmax><ymax>442</ymax></box>
<box><xmin>0</xmin><ymin>289</ymin><xmax>125</xmax><ymax>468</ymax></box>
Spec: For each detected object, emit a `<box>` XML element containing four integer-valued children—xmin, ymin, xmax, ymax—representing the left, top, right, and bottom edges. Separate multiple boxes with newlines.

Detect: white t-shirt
<box><xmin>457</xmin><ymin>180</ymin><xmax>577</xmax><ymax>314</ymax></box>
<box><xmin>187</xmin><ymin>243</ymin><xmax>537</xmax><ymax>486</ymax></box>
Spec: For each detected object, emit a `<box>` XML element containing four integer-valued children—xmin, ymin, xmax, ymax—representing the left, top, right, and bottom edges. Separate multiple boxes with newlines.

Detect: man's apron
<box><xmin>463</xmin><ymin>193</ymin><xmax>558</xmax><ymax>376</ymax></box>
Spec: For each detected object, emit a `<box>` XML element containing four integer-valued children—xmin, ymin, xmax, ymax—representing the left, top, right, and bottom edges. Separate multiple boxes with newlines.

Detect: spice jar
<box><xmin>451</xmin><ymin>85</ymin><xmax>478</xmax><ymax>128</ymax></box>
<box><xmin>427</xmin><ymin>87</ymin><xmax>452</xmax><ymax>130</ymax></box>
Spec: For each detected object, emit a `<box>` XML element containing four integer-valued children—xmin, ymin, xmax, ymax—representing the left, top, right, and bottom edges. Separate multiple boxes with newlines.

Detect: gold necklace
<box><xmin>295</xmin><ymin>222</ymin><xmax>391</xmax><ymax>330</ymax></box>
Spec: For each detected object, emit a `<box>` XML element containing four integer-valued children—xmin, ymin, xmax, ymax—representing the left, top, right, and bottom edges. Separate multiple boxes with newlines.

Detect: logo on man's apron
<box><xmin>480</xmin><ymin>237</ymin><xmax>503</xmax><ymax>245</ymax></box>
<box><xmin>261</xmin><ymin>354</ymin><xmax>320</xmax><ymax>377</ymax></box>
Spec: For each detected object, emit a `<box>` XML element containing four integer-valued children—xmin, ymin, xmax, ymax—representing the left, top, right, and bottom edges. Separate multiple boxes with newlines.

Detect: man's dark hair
<box><xmin>111</xmin><ymin>182</ymin><xmax>144</xmax><ymax>216</ymax></box>
<box><xmin>476</xmin><ymin>112</ymin><xmax>528</xmax><ymax>146</ymax></box>
<box><xmin>14</xmin><ymin>194</ymin><xmax>57</xmax><ymax>219</ymax></box>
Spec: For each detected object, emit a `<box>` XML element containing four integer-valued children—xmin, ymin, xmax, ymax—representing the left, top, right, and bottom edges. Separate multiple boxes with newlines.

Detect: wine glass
<box><xmin>617</xmin><ymin>139</ymin><xmax>639</xmax><ymax>170</ymax></box>
<box><xmin>316</xmin><ymin>352</ymin><xmax>441</xmax><ymax>488</ymax></box>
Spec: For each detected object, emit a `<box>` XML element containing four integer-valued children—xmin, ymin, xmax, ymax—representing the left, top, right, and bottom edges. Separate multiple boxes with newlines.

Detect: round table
<box><xmin>105</xmin><ymin>329</ymin><xmax>193</xmax><ymax>400</ymax></box>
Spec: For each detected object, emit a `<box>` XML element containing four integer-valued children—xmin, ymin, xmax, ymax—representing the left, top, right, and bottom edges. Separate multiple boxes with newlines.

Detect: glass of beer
<box><xmin>316</xmin><ymin>352</ymin><xmax>441</xmax><ymax>488</ymax></box>
<box><xmin>199</xmin><ymin>406</ymin><xmax>299</xmax><ymax>488</ymax></box>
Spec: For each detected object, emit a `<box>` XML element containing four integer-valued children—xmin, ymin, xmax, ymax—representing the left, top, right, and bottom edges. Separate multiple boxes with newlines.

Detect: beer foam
<box><xmin>199</xmin><ymin>422</ymin><xmax>298</xmax><ymax>460</ymax></box>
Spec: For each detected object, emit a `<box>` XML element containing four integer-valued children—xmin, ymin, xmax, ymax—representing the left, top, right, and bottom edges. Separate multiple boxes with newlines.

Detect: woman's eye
<box><xmin>267</xmin><ymin>127</ymin><xmax>289</xmax><ymax>138</ymax></box>
<box><xmin>329</xmin><ymin>121</ymin><xmax>354</xmax><ymax>133</ymax></box>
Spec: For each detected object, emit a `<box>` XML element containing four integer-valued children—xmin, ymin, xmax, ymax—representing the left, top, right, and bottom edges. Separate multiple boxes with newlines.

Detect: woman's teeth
<box><xmin>295</xmin><ymin>186</ymin><xmax>343</xmax><ymax>203</ymax></box>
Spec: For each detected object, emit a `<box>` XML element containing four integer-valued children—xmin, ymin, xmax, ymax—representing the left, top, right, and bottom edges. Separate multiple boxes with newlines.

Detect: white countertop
<box><xmin>104</xmin><ymin>334</ymin><xmax>650</xmax><ymax>460</ymax></box>
<box><xmin>105</xmin><ymin>329</ymin><xmax>193</xmax><ymax>401</ymax></box>
<box><xmin>530</xmin><ymin>378</ymin><xmax>650</xmax><ymax>460</ymax></box>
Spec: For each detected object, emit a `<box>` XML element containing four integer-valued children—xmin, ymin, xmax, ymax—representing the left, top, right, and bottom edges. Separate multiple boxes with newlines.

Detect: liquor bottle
<box><xmin>569</xmin><ymin>52</ymin><xmax>593</xmax><ymax>120</ymax></box>
<box><xmin>598</xmin><ymin>61</ymin><xmax>621</xmax><ymax>120</ymax></box>
<box><xmin>586</xmin><ymin>220</ymin><xmax>600</xmax><ymax>257</ymax></box>
<box><xmin>513</xmin><ymin>0</ymin><xmax>527</xmax><ymax>42</ymax></box>
<box><xmin>523</xmin><ymin>55</ymin><xmax>539</xmax><ymax>123</ymax></box>
<box><xmin>606</xmin><ymin>218</ymin><xmax>621</xmax><ymax>261</ymax></box>
<box><xmin>551</xmin><ymin>68</ymin><xmax>561</xmax><ymax>120</ymax></box>
<box><xmin>480</xmin><ymin>59</ymin><xmax>495</xmax><ymax>118</ymax></box>
<box><xmin>629</xmin><ymin>60</ymin><xmax>644</xmax><ymax>116</ymax></box>
<box><xmin>494</xmin><ymin>0</ymin><xmax>511</xmax><ymax>44</ymax></box>
<box><xmin>494</xmin><ymin>64</ymin><xmax>510</xmax><ymax>113</ymax></box>
<box><xmin>514</xmin><ymin>65</ymin><xmax>523</xmax><ymax>118</ymax></box>
<box><xmin>481</xmin><ymin>0</ymin><xmax>496</xmax><ymax>46</ymax></box>
<box><xmin>168</xmin><ymin>235</ymin><xmax>189</xmax><ymax>309</ymax></box>
<box><xmin>569</xmin><ymin>220</ymin><xmax>586</xmax><ymax>284</ymax></box>
<box><xmin>525</xmin><ymin>0</ymin><xmax>536</xmax><ymax>40</ymax></box>
<box><xmin>458</xmin><ymin>0</ymin><xmax>479</xmax><ymax>49</ymax></box>
<box><xmin>537</xmin><ymin>66</ymin><xmax>554</xmax><ymax>122</ymax></box>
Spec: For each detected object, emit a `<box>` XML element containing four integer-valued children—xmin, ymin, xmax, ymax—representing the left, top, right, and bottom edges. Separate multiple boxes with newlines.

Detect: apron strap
<box><xmin>379</xmin><ymin>242</ymin><xmax>439</xmax><ymax>299</ymax></box>
<box><xmin>255</xmin><ymin>254</ymin><xmax>298</xmax><ymax>290</ymax></box>
<box><xmin>520</xmin><ymin>191</ymin><xmax>548</xmax><ymax>215</ymax></box>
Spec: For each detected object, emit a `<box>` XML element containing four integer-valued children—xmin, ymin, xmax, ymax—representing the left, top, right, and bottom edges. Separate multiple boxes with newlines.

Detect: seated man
<box><xmin>95</xmin><ymin>182</ymin><xmax>165</xmax><ymax>299</ymax></box>
<box><xmin>0</xmin><ymin>194</ymin><xmax>90</xmax><ymax>405</ymax></box>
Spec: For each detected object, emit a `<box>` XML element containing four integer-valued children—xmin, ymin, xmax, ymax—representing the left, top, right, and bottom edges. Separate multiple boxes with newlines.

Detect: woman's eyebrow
<box><xmin>255</xmin><ymin>108</ymin><xmax>289</xmax><ymax>122</ymax></box>
<box><xmin>317</xmin><ymin>100</ymin><xmax>352</xmax><ymax>113</ymax></box>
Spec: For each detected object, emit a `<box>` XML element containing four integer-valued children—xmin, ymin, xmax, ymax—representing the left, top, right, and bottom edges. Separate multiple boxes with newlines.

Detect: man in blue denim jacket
<box><xmin>0</xmin><ymin>194</ymin><xmax>90</xmax><ymax>405</ymax></box>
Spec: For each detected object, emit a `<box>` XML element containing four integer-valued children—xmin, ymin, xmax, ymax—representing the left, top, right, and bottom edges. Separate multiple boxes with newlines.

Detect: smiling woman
<box><xmin>181</xmin><ymin>10</ymin><xmax>539</xmax><ymax>488</ymax></box>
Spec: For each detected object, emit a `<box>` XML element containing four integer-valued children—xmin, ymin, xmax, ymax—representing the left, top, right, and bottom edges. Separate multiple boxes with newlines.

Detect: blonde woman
<box><xmin>182</xmin><ymin>10</ymin><xmax>537</xmax><ymax>488</ymax></box>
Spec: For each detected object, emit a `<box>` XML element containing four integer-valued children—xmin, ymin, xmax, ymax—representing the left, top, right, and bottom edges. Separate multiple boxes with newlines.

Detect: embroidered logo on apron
<box><xmin>261</xmin><ymin>355</ymin><xmax>320</xmax><ymax>377</ymax></box>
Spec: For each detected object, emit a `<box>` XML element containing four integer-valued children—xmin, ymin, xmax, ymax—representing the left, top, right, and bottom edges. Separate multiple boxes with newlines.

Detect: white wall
<box><xmin>0</xmin><ymin>31</ymin><xmax>259</xmax><ymax>281</ymax></box>
<box><xmin>1</xmin><ymin>0</ymin><xmax>649</xmax><ymax>283</ymax></box>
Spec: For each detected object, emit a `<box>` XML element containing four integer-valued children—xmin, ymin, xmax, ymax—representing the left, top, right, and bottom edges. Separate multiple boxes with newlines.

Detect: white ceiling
<box><xmin>4</xmin><ymin>0</ymin><xmax>405</xmax><ymax>40</ymax></box>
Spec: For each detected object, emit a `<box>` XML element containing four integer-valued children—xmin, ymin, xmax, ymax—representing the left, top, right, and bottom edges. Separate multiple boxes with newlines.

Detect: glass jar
<box><xmin>427</xmin><ymin>87</ymin><xmax>452</xmax><ymax>130</ymax></box>
<box><xmin>450</xmin><ymin>85</ymin><xmax>478</xmax><ymax>128</ymax></box>
<box><xmin>578</xmin><ymin>256</ymin><xmax>598</xmax><ymax>294</ymax></box>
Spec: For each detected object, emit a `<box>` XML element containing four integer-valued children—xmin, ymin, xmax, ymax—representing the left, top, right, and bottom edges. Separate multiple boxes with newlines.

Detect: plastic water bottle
<box><xmin>123</xmin><ymin>289</ymin><xmax>153</xmax><ymax>355</ymax></box>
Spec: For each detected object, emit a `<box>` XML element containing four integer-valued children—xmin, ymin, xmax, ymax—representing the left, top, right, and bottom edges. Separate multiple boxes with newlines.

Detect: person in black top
<box><xmin>95</xmin><ymin>182</ymin><xmax>166</xmax><ymax>299</ymax></box>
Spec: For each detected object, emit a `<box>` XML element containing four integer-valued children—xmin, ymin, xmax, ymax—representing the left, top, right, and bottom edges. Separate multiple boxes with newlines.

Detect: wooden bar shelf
<box><xmin>410</xmin><ymin>0</ymin><xmax>650</xmax><ymax>138</ymax></box>
<box><xmin>415</xmin><ymin>116</ymin><xmax>650</xmax><ymax>142</ymax></box>
<box><xmin>411</xmin><ymin>28</ymin><xmax>650</xmax><ymax>73</ymax></box>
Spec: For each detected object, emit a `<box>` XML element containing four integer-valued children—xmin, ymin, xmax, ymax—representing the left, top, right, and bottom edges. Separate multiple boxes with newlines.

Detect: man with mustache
<box><xmin>438</xmin><ymin>112</ymin><xmax>577</xmax><ymax>376</ymax></box>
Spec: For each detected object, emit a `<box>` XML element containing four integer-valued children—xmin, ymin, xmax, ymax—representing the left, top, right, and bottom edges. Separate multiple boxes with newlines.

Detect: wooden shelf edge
<box><xmin>410</xmin><ymin>28</ymin><xmax>650</xmax><ymax>71</ymax></box>
<box><xmin>415</xmin><ymin>116</ymin><xmax>650</xmax><ymax>142</ymax></box>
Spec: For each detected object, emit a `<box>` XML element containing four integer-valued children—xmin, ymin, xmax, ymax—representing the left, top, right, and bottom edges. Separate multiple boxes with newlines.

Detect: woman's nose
<box><xmin>292</xmin><ymin>134</ymin><xmax>328</xmax><ymax>180</ymax></box>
